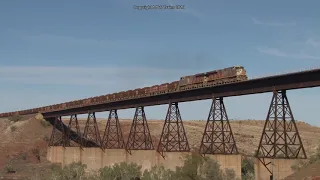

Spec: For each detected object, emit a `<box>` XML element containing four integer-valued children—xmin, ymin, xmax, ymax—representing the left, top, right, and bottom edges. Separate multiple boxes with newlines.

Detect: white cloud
<box><xmin>306</xmin><ymin>38</ymin><xmax>320</xmax><ymax>48</ymax></box>
<box><xmin>252</xmin><ymin>18</ymin><xmax>296</xmax><ymax>27</ymax></box>
<box><xmin>0</xmin><ymin>66</ymin><xmax>195</xmax><ymax>87</ymax></box>
<box><xmin>24</xmin><ymin>33</ymin><xmax>129</xmax><ymax>49</ymax></box>
<box><xmin>257</xmin><ymin>47</ymin><xmax>320</xmax><ymax>60</ymax></box>
<box><xmin>6</xmin><ymin>28</ymin><xmax>132</xmax><ymax>50</ymax></box>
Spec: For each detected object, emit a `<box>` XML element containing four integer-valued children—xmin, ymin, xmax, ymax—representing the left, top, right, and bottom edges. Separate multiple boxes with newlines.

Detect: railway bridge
<box><xmin>2</xmin><ymin>68</ymin><xmax>320</xmax><ymax>180</ymax></box>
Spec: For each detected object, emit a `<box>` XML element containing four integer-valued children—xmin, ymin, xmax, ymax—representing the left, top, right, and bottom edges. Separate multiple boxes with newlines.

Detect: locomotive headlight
<box><xmin>236</xmin><ymin>69</ymin><xmax>243</xmax><ymax>75</ymax></box>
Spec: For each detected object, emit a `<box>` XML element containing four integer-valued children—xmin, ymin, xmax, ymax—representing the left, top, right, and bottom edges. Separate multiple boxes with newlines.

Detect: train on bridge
<box><xmin>0</xmin><ymin>66</ymin><xmax>248</xmax><ymax>117</ymax></box>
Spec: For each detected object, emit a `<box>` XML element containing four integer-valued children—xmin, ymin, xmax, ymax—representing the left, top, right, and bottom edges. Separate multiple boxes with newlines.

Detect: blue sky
<box><xmin>0</xmin><ymin>0</ymin><xmax>320</xmax><ymax>126</ymax></box>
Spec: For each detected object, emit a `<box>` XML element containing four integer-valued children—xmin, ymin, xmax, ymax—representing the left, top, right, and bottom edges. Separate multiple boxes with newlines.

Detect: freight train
<box><xmin>0</xmin><ymin>66</ymin><xmax>248</xmax><ymax>118</ymax></box>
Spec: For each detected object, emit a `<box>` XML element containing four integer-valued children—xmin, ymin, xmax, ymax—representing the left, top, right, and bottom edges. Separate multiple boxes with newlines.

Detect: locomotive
<box><xmin>0</xmin><ymin>66</ymin><xmax>247</xmax><ymax>117</ymax></box>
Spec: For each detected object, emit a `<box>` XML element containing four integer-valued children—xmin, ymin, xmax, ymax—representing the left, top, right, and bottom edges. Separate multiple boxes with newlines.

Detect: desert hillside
<box><xmin>0</xmin><ymin>115</ymin><xmax>320</xmax><ymax>178</ymax></box>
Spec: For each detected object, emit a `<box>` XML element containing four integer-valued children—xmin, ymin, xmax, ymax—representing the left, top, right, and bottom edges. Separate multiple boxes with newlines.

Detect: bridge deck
<box><xmin>43</xmin><ymin>68</ymin><xmax>320</xmax><ymax>118</ymax></box>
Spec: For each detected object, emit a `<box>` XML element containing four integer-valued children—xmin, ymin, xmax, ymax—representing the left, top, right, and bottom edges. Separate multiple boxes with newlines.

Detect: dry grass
<box><xmin>62</xmin><ymin>118</ymin><xmax>320</xmax><ymax>157</ymax></box>
<box><xmin>1</xmin><ymin>115</ymin><xmax>320</xmax><ymax>179</ymax></box>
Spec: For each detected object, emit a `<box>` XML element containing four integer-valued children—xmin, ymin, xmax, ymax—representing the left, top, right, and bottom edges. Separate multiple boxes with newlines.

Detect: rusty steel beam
<box><xmin>199</xmin><ymin>97</ymin><xmax>238</xmax><ymax>155</ymax></box>
<box><xmin>157</xmin><ymin>102</ymin><xmax>190</xmax><ymax>158</ymax></box>
<box><xmin>65</xmin><ymin>114</ymin><xmax>83</xmax><ymax>147</ymax></box>
<box><xmin>83</xmin><ymin>112</ymin><xmax>102</xmax><ymax>148</ymax></box>
<box><xmin>256</xmin><ymin>90</ymin><xmax>307</xmax><ymax>174</ymax></box>
<box><xmin>46</xmin><ymin>117</ymin><xmax>98</xmax><ymax>147</ymax></box>
<box><xmin>126</xmin><ymin>106</ymin><xmax>154</xmax><ymax>152</ymax></box>
<box><xmin>48</xmin><ymin>116</ymin><xmax>68</xmax><ymax>147</ymax></box>
<box><xmin>42</xmin><ymin>69</ymin><xmax>320</xmax><ymax>118</ymax></box>
<box><xmin>101</xmin><ymin>110</ymin><xmax>125</xmax><ymax>149</ymax></box>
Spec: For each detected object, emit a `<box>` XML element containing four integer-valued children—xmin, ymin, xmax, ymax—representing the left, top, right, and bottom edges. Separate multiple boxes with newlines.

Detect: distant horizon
<box><xmin>56</xmin><ymin>117</ymin><xmax>319</xmax><ymax>127</ymax></box>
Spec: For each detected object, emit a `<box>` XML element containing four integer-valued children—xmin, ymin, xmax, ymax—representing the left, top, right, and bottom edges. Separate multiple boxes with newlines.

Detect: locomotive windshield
<box><xmin>234</xmin><ymin>66</ymin><xmax>244</xmax><ymax>69</ymax></box>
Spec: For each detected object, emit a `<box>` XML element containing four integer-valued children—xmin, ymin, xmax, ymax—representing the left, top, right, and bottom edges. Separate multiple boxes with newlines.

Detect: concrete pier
<box><xmin>47</xmin><ymin>146</ymin><xmax>242</xmax><ymax>178</ymax></box>
<box><xmin>254</xmin><ymin>158</ymin><xmax>296</xmax><ymax>180</ymax></box>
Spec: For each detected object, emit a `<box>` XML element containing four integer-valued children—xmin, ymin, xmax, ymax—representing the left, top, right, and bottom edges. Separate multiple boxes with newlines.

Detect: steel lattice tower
<box><xmin>101</xmin><ymin>110</ymin><xmax>125</xmax><ymax>149</ymax></box>
<box><xmin>49</xmin><ymin>116</ymin><xmax>68</xmax><ymax>147</ymax></box>
<box><xmin>83</xmin><ymin>112</ymin><xmax>102</xmax><ymax>148</ymax></box>
<box><xmin>157</xmin><ymin>102</ymin><xmax>190</xmax><ymax>157</ymax></box>
<box><xmin>126</xmin><ymin>106</ymin><xmax>154</xmax><ymax>152</ymax></box>
<box><xmin>199</xmin><ymin>97</ymin><xmax>238</xmax><ymax>155</ymax></box>
<box><xmin>256</xmin><ymin>90</ymin><xmax>307</xmax><ymax>174</ymax></box>
<box><xmin>65</xmin><ymin>114</ymin><xmax>82</xmax><ymax>147</ymax></box>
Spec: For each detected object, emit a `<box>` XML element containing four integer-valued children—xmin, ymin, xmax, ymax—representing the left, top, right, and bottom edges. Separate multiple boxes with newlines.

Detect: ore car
<box><xmin>134</xmin><ymin>88</ymin><xmax>144</xmax><ymax>98</ymax></box>
<box><xmin>126</xmin><ymin>90</ymin><xmax>134</xmax><ymax>98</ymax></box>
<box><xmin>95</xmin><ymin>96</ymin><xmax>101</xmax><ymax>103</ymax></box>
<box><xmin>0</xmin><ymin>66</ymin><xmax>249</xmax><ymax>118</ymax></box>
<box><xmin>168</xmin><ymin>81</ymin><xmax>179</xmax><ymax>92</ymax></box>
<box><xmin>100</xmin><ymin>95</ymin><xmax>107</xmax><ymax>103</ymax></box>
<box><xmin>76</xmin><ymin>100</ymin><xmax>81</xmax><ymax>107</ymax></box>
<box><xmin>150</xmin><ymin>85</ymin><xmax>159</xmax><ymax>95</ymax></box>
<box><xmin>111</xmin><ymin>93</ymin><xmax>118</xmax><ymax>101</ymax></box>
<box><xmin>83</xmin><ymin>98</ymin><xmax>90</xmax><ymax>105</ymax></box>
<box><xmin>99</xmin><ymin>95</ymin><xmax>105</xmax><ymax>103</ymax></box>
<box><xmin>1</xmin><ymin>113</ymin><xmax>7</xmax><ymax>117</ymax></box>
<box><xmin>118</xmin><ymin>91</ymin><xmax>125</xmax><ymax>100</ymax></box>
<box><xmin>61</xmin><ymin>103</ymin><xmax>66</xmax><ymax>109</ymax></box>
<box><xmin>144</xmin><ymin>87</ymin><xmax>149</xmax><ymax>95</ymax></box>
<box><xmin>66</xmin><ymin>102</ymin><xmax>71</xmax><ymax>109</ymax></box>
<box><xmin>159</xmin><ymin>83</ymin><xmax>169</xmax><ymax>93</ymax></box>
<box><xmin>73</xmin><ymin>101</ymin><xmax>78</xmax><ymax>107</ymax></box>
<box><xmin>91</xmin><ymin>97</ymin><xmax>98</xmax><ymax>104</ymax></box>
<box><xmin>94</xmin><ymin>97</ymin><xmax>99</xmax><ymax>104</ymax></box>
<box><xmin>103</xmin><ymin>95</ymin><xmax>110</xmax><ymax>102</ymax></box>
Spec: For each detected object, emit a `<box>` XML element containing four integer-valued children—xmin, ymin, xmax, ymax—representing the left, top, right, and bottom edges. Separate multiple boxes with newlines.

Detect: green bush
<box><xmin>40</xmin><ymin>119</ymin><xmax>51</xmax><ymax>127</ymax></box>
<box><xmin>43</xmin><ymin>135</ymin><xmax>50</xmax><ymax>142</ymax></box>
<box><xmin>10</xmin><ymin>125</ymin><xmax>17</xmax><ymax>132</ymax></box>
<box><xmin>32</xmin><ymin>147</ymin><xmax>41</xmax><ymax>161</ymax></box>
<box><xmin>198</xmin><ymin>157</ymin><xmax>224</xmax><ymax>180</ymax></box>
<box><xmin>172</xmin><ymin>152</ymin><xmax>227</xmax><ymax>180</ymax></box>
<box><xmin>223</xmin><ymin>168</ymin><xmax>237</xmax><ymax>180</ymax></box>
<box><xmin>50</xmin><ymin>162</ymin><xmax>87</xmax><ymax>180</ymax></box>
<box><xmin>241</xmin><ymin>156</ymin><xmax>255</xmax><ymax>180</ymax></box>
<box><xmin>142</xmin><ymin>165</ymin><xmax>175</xmax><ymax>180</ymax></box>
<box><xmin>8</xmin><ymin>113</ymin><xmax>22</xmax><ymax>122</ymax></box>
<box><xmin>44</xmin><ymin>154</ymin><xmax>243</xmax><ymax>180</ymax></box>
<box><xmin>4</xmin><ymin>164</ymin><xmax>15</xmax><ymax>173</ymax></box>
<box><xmin>19</xmin><ymin>152</ymin><xmax>27</xmax><ymax>160</ymax></box>
<box><xmin>98</xmin><ymin>162</ymin><xmax>142</xmax><ymax>180</ymax></box>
